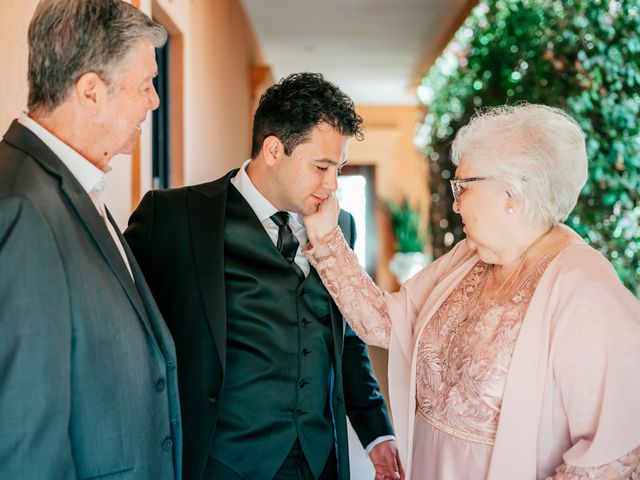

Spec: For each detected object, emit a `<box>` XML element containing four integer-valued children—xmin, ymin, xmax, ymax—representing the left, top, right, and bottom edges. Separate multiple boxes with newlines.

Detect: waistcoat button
<box><xmin>162</xmin><ymin>437</ymin><xmax>173</xmax><ymax>451</ymax></box>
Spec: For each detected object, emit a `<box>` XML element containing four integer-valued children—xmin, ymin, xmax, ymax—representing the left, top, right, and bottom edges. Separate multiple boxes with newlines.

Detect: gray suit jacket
<box><xmin>0</xmin><ymin>120</ymin><xmax>182</xmax><ymax>479</ymax></box>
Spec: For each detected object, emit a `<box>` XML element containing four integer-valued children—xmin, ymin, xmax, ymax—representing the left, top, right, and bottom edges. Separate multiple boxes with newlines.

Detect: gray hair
<box><xmin>451</xmin><ymin>104</ymin><xmax>588</xmax><ymax>226</ymax></box>
<box><xmin>28</xmin><ymin>0</ymin><xmax>167</xmax><ymax>114</ymax></box>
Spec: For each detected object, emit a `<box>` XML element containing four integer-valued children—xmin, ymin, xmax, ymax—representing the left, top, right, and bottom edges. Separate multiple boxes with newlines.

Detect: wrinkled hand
<box><xmin>302</xmin><ymin>192</ymin><xmax>340</xmax><ymax>246</ymax></box>
<box><xmin>369</xmin><ymin>440</ymin><xmax>404</xmax><ymax>480</ymax></box>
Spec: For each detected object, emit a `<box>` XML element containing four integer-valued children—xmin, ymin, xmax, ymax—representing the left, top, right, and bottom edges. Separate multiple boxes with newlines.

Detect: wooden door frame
<box><xmin>130</xmin><ymin>0</ymin><xmax>184</xmax><ymax>209</ymax></box>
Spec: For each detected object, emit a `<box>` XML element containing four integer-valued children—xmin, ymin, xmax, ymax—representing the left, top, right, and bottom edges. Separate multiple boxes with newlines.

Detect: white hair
<box><xmin>451</xmin><ymin>103</ymin><xmax>588</xmax><ymax>226</ymax></box>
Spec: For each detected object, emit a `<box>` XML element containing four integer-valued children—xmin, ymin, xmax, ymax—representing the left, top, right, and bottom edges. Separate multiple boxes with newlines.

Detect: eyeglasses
<box><xmin>449</xmin><ymin>177</ymin><xmax>488</xmax><ymax>202</ymax></box>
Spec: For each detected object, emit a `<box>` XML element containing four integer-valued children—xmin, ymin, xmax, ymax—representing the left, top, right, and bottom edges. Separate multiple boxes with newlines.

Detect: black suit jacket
<box><xmin>125</xmin><ymin>169</ymin><xmax>393</xmax><ymax>479</ymax></box>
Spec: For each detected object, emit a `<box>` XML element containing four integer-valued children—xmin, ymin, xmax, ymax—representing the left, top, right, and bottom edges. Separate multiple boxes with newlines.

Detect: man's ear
<box><xmin>262</xmin><ymin>136</ymin><xmax>283</xmax><ymax>167</ymax></box>
<box><xmin>75</xmin><ymin>72</ymin><xmax>106</xmax><ymax>114</ymax></box>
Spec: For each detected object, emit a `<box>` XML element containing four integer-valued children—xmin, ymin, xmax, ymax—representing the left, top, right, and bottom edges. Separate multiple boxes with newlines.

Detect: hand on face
<box><xmin>370</xmin><ymin>440</ymin><xmax>404</xmax><ymax>480</ymax></box>
<box><xmin>302</xmin><ymin>192</ymin><xmax>340</xmax><ymax>246</ymax></box>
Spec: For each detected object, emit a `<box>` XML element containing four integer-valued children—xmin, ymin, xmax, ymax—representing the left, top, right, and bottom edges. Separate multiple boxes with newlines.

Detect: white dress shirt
<box><xmin>230</xmin><ymin>159</ymin><xmax>394</xmax><ymax>455</ymax></box>
<box><xmin>18</xmin><ymin>113</ymin><xmax>133</xmax><ymax>279</ymax></box>
<box><xmin>231</xmin><ymin>159</ymin><xmax>310</xmax><ymax>277</ymax></box>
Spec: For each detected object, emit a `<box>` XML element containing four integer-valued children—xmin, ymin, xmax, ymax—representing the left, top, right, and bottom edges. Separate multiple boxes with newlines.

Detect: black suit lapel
<box><xmin>187</xmin><ymin>177</ymin><xmax>231</xmax><ymax>372</ymax></box>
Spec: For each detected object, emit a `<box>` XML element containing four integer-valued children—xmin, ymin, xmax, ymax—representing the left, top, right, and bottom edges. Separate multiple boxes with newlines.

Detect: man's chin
<box><xmin>115</xmin><ymin>142</ymin><xmax>137</xmax><ymax>157</ymax></box>
<box><xmin>303</xmin><ymin>204</ymin><xmax>321</xmax><ymax>216</ymax></box>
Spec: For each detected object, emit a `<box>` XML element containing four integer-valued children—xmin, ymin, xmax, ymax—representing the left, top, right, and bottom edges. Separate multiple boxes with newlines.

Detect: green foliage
<box><xmin>416</xmin><ymin>0</ymin><xmax>640</xmax><ymax>295</ymax></box>
<box><xmin>388</xmin><ymin>199</ymin><xmax>426</xmax><ymax>252</ymax></box>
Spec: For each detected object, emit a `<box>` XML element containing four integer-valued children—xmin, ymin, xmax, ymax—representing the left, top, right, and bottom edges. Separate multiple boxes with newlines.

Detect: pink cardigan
<box><xmin>383</xmin><ymin>235</ymin><xmax>640</xmax><ymax>479</ymax></box>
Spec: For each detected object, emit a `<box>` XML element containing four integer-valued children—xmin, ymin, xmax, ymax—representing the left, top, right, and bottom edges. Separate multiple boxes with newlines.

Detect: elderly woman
<box><xmin>302</xmin><ymin>104</ymin><xmax>640</xmax><ymax>479</ymax></box>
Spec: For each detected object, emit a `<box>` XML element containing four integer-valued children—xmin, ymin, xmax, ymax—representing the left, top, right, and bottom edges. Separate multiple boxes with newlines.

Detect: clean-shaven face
<box><xmin>100</xmin><ymin>38</ymin><xmax>160</xmax><ymax>159</ymax></box>
<box><xmin>272</xmin><ymin>122</ymin><xmax>349</xmax><ymax>215</ymax></box>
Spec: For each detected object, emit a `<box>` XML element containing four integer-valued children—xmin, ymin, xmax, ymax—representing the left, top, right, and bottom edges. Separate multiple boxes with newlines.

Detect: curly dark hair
<box><xmin>250</xmin><ymin>72</ymin><xmax>364</xmax><ymax>158</ymax></box>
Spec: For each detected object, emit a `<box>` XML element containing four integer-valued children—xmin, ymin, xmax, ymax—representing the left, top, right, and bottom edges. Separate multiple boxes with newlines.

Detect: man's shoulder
<box><xmin>152</xmin><ymin>169</ymin><xmax>237</xmax><ymax>202</ymax></box>
<box><xmin>0</xmin><ymin>142</ymin><xmax>25</xmax><ymax>197</ymax></box>
<box><xmin>0</xmin><ymin>139</ymin><xmax>51</xmax><ymax>200</ymax></box>
<box><xmin>337</xmin><ymin>209</ymin><xmax>355</xmax><ymax>243</ymax></box>
<box><xmin>338</xmin><ymin>209</ymin><xmax>354</xmax><ymax>224</ymax></box>
<box><xmin>133</xmin><ymin>169</ymin><xmax>238</xmax><ymax>227</ymax></box>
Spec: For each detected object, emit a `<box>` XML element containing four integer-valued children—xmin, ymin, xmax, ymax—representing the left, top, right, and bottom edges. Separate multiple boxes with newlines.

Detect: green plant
<box><xmin>416</xmin><ymin>0</ymin><xmax>640</xmax><ymax>295</ymax></box>
<box><xmin>388</xmin><ymin>199</ymin><xmax>426</xmax><ymax>252</ymax></box>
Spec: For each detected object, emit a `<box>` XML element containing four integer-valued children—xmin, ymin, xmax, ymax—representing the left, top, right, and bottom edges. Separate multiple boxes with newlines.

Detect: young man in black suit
<box><xmin>125</xmin><ymin>72</ymin><xmax>402</xmax><ymax>480</ymax></box>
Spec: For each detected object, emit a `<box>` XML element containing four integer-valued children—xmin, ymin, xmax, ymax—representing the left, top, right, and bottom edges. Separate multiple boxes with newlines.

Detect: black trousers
<box><xmin>203</xmin><ymin>439</ymin><xmax>338</xmax><ymax>480</ymax></box>
<box><xmin>272</xmin><ymin>439</ymin><xmax>338</xmax><ymax>480</ymax></box>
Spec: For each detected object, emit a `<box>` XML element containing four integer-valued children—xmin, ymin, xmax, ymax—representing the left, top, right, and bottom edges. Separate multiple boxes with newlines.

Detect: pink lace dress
<box><xmin>304</xmin><ymin>227</ymin><xmax>640</xmax><ymax>480</ymax></box>
<box><xmin>412</xmin><ymin>257</ymin><xmax>549</xmax><ymax>478</ymax></box>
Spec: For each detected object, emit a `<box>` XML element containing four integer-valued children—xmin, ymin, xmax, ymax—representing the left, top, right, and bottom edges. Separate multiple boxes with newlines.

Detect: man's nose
<box><xmin>324</xmin><ymin>171</ymin><xmax>338</xmax><ymax>192</ymax></box>
<box><xmin>149</xmin><ymin>85</ymin><xmax>160</xmax><ymax>111</ymax></box>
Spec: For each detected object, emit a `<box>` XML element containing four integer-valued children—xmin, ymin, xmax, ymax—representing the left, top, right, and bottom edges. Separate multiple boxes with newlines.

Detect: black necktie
<box><xmin>271</xmin><ymin>211</ymin><xmax>304</xmax><ymax>279</ymax></box>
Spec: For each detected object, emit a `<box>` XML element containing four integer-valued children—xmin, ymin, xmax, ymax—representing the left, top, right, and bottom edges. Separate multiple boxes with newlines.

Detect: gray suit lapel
<box><xmin>57</xmin><ymin>175</ymin><xmax>156</xmax><ymax>340</ymax></box>
<box><xmin>5</xmin><ymin>121</ymin><xmax>156</xmax><ymax>345</ymax></box>
<box><xmin>105</xmin><ymin>208</ymin><xmax>164</xmax><ymax>352</ymax></box>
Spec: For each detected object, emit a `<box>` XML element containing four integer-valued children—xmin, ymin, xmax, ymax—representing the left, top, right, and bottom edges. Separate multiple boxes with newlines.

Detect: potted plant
<box><xmin>387</xmin><ymin>198</ymin><xmax>431</xmax><ymax>284</ymax></box>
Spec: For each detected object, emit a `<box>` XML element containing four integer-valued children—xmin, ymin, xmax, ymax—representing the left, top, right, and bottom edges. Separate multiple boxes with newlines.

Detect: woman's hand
<box><xmin>303</xmin><ymin>193</ymin><xmax>340</xmax><ymax>246</ymax></box>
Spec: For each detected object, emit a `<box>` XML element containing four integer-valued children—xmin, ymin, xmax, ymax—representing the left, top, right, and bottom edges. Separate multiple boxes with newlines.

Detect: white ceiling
<box><xmin>240</xmin><ymin>0</ymin><xmax>474</xmax><ymax>105</ymax></box>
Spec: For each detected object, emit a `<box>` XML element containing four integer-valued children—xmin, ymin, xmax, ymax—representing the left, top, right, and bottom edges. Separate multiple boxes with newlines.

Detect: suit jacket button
<box><xmin>162</xmin><ymin>437</ymin><xmax>173</xmax><ymax>451</ymax></box>
<box><xmin>208</xmin><ymin>394</ymin><xmax>218</xmax><ymax>404</ymax></box>
<box><xmin>156</xmin><ymin>379</ymin><xmax>166</xmax><ymax>392</ymax></box>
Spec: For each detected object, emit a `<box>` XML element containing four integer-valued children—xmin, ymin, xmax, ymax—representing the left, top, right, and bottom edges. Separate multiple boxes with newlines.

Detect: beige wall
<box><xmin>155</xmin><ymin>0</ymin><xmax>265</xmax><ymax>187</ymax></box>
<box><xmin>0</xmin><ymin>0</ymin><xmax>263</xmax><ymax>228</ymax></box>
<box><xmin>0</xmin><ymin>1</ymin><xmax>427</xmax><ymax>284</ymax></box>
<box><xmin>0</xmin><ymin>1</ymin><xmax>38</xmax><ymax>132</ymax></box>
<box><xmin>351</xmin><ymin>105</ymin><xmax>430</xmax><ymax>291</ymax></box>
<box><xmin>138</xmin><ymin>0</ymin><xmax>267</xmax><ymax>222</ymax></box>
<box><xmin>349</xmin><ymin>105</ymin><xmax>429</xmax><ymax>405</ymax></box>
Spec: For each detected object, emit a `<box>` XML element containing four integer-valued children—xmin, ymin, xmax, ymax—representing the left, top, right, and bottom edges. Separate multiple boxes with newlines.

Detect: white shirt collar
<box><xmin>230</xmin><ymin>159</ymin><xmax>303</xmax><ymax>227</ymax></box>
<box><xmin>18</xmin><ymin>112</ymin><xmax>108</xmax><ymax>197</ymax></box>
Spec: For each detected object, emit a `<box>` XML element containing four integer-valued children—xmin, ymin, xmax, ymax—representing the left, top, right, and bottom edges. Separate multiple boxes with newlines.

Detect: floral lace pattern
<box><xmin>548</xmin><ymin>445</ymin><xmax>640</xmax><ymax>479</ymax></box>
<box><xmin>303</xmin><ymin>227</ymin><xmax>391</xmax><ymax>348</ymax></box>
<box><xmin>304</xmin><ymin>227</ymin><xmax>640</xmax><ymax>477</ymax></box>
<box><xmin>416</xmin><ymin>255</ymin><xmax>554</xmax><ymax>444</ymax></box>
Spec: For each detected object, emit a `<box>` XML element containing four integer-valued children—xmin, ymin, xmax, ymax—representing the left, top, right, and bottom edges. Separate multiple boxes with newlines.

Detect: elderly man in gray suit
<box><xmin>0</xmin><ymin>1</ymin><xmax>181</xmax><ymax>478</ymax></box>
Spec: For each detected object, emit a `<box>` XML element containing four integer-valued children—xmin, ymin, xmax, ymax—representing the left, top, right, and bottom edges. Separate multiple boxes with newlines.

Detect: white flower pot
<box><xmin>389</xmin><ymin>252</ymin><xmax>431</xmax><ymax>284</ymax></box>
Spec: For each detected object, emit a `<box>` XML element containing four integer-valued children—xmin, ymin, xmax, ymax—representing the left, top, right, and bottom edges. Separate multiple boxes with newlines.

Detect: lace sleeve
<box><xmin>547</xmin><ymin>445</ymin><xmax>640</xmax><ymax>479</ymax></box>
<box><xmin>303</xmin><ymin>226</ymin><xmax>392</xmax><ymax>348</ymax></box>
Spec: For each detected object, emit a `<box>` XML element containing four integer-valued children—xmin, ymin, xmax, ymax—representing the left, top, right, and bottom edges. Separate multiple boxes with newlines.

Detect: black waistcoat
<box><xmin>209</xmin><ymin>185</ymin><xmax>336</xmax><ymax>478</ymax></box>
